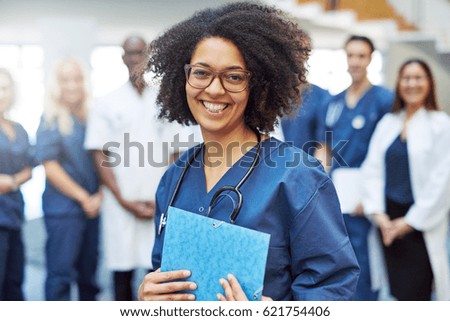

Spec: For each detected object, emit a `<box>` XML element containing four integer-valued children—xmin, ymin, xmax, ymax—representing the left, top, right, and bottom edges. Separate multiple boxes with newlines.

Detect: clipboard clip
<box><xmin>158</xmin><ymin>213</ymin><xmax>167</xmax><ymax>235</ymax></box>
<box><xmin>212</xmin><ymin>221</ymin><xmax>224</xmax><ymax>229</ymax></box>
<box><xmin>253</xmin><ymin>286</ymin><xmax>263</xmax><ymax>300</ymax></box>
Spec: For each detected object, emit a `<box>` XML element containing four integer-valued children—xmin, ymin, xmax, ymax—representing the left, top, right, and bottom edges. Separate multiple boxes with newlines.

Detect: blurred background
<box><xmin>1</xmin><ymin>0</ymin><xmax>449</xmax><ymax>300</ymax></box>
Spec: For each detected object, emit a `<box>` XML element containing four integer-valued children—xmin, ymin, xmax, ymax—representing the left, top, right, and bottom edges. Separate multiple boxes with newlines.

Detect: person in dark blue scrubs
<box><xmin>35</xmin><ymin>58</ymin><xmax>102</xmax><ymax>301</ymax></box>
<box><xmin>317</xmin><ymin>35</ymin><xmax>394</xmax><ymax>300</ymax></box>
<box><xmin>281</xmin><ymin>84</ymin><xmax>331</xmax><ymax>155</ymax></box>
<box><xmin>138</xmin><ymin>3</ymin><xmax>360</xmax><ymax>301</ymax></box>
<box><xmin>0</xmin><ymin>68</ymin><xmax>33</xmax><ymax>300</ymax></box>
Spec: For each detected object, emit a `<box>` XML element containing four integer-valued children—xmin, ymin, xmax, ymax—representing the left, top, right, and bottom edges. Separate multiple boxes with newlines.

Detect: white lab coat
<box><xmin>361</xmin><ymin>108</ymin><xmax>450</xmax><ymax>300</ymax></box>
<box><xmin>85</xmin><ymin>82</ymin><xmax>197</xmax><ymax>270</ymax></box>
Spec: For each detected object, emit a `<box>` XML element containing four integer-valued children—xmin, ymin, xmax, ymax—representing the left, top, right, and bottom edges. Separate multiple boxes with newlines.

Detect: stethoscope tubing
<box><xmin>158</xmin><ymin>131</ymin><xmax>262</xmax><ymax>234</ymax></box>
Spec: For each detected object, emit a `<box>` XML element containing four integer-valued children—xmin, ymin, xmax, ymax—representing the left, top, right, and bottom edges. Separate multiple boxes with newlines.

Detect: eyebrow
<box><xmin>194</xmin><ymin>62</ymin><xmax>245</xmax><ymax>70</ymax></box>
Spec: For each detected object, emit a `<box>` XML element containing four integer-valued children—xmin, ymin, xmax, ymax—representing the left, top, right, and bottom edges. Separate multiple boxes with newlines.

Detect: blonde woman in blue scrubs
<box><xmin>0</xmin><ymin>68</ymin><xmax>33</xmax><ymax>300</ymax></box>
<box><xmin>35</xmin><ymin>58</ymin><xmax>102</xmax><ymax>300</ymax></box>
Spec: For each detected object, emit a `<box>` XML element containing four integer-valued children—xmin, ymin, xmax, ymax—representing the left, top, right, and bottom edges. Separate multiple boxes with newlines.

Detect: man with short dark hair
<box><xmin>316</xmin><ymin>35</ymin><xmax>394</xmax><ymax>300</ymax></box>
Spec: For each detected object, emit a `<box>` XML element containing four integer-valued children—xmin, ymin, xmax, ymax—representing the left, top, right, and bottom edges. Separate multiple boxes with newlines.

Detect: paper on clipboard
<box><xmin>160</xmin><ymin>206</ymin><xmax>270</xmax><ymax>301</ymax></box>
<box><xmin>331</xmin><ymin>168</ymin><xmax>362</xmax><ymax>214</ymax></box>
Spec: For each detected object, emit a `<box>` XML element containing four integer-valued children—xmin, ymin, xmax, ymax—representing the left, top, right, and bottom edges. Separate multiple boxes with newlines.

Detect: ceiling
<box><xmin>0</xmin><ymin>0</ymin><xmax>239</xmax><ymax>45</ymax></box>
<box><xmin>0</xmin><ymin>0</ymin><xmax>357</xmax><ymax>49</ymax></box>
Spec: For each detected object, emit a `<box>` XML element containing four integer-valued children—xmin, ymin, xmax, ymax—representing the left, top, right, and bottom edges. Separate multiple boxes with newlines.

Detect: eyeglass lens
<box><xmin>185</xmin><ymin>65</ymin><xmax>250</xmax><ymax>92</ymax></box>
<box><xmin>400</xmin><ymin>75</ymin><xmax>427</xmax><ymax>84</ymax></box>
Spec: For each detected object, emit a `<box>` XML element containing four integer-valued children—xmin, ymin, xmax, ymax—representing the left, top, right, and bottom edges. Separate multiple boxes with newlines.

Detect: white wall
<box><xmin>388</xmin><ymin>0</ymin><xmax>450</xmax><ymax>50</ymax></box>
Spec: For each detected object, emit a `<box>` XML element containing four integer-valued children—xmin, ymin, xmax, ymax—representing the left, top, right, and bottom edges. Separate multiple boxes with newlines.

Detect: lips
<box><xmin>202</xmin><ymin>101</ymin><xmax>228</xmax><ymax>113</ymax></box>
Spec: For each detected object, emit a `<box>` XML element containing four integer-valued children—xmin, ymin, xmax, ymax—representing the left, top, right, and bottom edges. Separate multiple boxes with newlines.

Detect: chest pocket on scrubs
<box><xmin>64</xmin><ymin>129</ymin><xmax>83</xmax><ymax>146</ymax></box>
<box><xmin>9</xmin><ymin>143</ymin><xmax>28</xmax><ymax>170</ymax></box>
<box><xmin>110</xmin><ymin>112</ymin><xmax>133</xmax><ymax>133</ymax></box>
<box><xmin>212</xmin><ymin>193</ymin><xmax>237</xmax><ymax>218</ymax></box>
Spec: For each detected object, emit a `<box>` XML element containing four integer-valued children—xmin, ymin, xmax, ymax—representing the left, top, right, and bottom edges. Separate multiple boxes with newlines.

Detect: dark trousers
<box><xmin>384</xmin><ymin>198</ymin><xmax>433</xmax><ymax>301</ymax></box>
<box><xmin>0</xmin><ymin>227</ymin><xmax>24</xmax><ymax>300</ymax></box>
<box><xmin>113</xmin><ymin>268</ymin><xmax>154</xmax><ymax>301</ymax></box>
<box><xmin>44</xmin><ymin>215</ymin><xmax>100</xmax><ymax>301</ymax></box>
<box><xmin>343</xmin><ymin>215</ymin><xmax>379</xmax><ymax>301</ymax></box>
<box><xmin>113</xmin><ymin>270</ymin><xmax>134</xmax><ymax>301</ymax></box>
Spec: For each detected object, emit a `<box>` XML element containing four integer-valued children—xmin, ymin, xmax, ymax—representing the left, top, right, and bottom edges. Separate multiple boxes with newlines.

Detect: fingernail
<box><xmin>183</xmin><ymin>271</ymin><xmax>191</xmax><ymax>277</ymax></box>
<box><xmin>188</xmin><ymin>294</ymin><xmax>195</xmax><ymax>301</ymax></box>
<box><xmin>219</xmin><ymin>278</ymin><xmax>225</xmax><ymax>285</ymax></box>
<box><xmin>190</xmin><ymin>283</ymin><xmax>197</xmax><ymax>290</ymax></box>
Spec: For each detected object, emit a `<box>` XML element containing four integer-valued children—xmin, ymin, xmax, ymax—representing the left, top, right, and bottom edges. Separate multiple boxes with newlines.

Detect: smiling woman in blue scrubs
<box><xmin>0</xmin><ymin>68</ymin><xmax>33</xmax><ymax>300</ymax></box>
<box><xmin>138</xmin><ymin>2</ymin><xmax>359</xmax><ymax>301</ymax></box>
<box><xmin>35</xmin><ymin>58</ymin><xmax>102</xmax><ymax>301</ymax></box>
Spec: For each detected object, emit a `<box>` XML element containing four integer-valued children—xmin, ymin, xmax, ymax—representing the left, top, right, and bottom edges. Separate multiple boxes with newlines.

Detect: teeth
<box><xmin>203</xmin><ymin>101</ymin><xmax>227</xmax><ymax>113</ymax></box>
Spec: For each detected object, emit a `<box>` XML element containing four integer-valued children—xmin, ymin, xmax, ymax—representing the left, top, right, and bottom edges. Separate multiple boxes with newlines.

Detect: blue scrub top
<box><xmin>152</xmin><ymin>137</ymin><xmax>360</xmax><ymax>300</ymax></box>
<box><xmin>35</xmin><ymin>116</ymin><xmax>99</xmax><ymax>217</ymax></box>
<box><xmin>281</xmin><ymin>84</ymin><xmax>331</xmax><ymax>155</ymax></box>
<box><xmin>322</xmin><ymin>85</ymin><xmax>393</xmax><ymax>171</ymax></box>
<box><xmin>385</xmin><ymin>135</ymin><xmax>414</xmax><ymax>205</ymax></box>
<box><xmin>0</xmin><ymin>122</ymin><xmax>33</xmax><ymax>230</ymax></box>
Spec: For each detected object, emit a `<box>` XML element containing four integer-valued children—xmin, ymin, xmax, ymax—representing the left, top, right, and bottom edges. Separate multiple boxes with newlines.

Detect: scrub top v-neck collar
<box><xmin>175</xmin><ymin>139</ymin><xmax>266</xmax><ymax>219</ymax></box>
<box><xmin>0</xmin><ymin>122</ymin><xmax>17</xmax><ymax>143</ymax></box>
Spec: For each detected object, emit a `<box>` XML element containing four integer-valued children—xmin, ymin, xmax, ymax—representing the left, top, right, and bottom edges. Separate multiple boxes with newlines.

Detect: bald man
<box><xmin>85</xmin><ymin>36</ymin><xmax>188</xmax><ymax>300</ymax></box>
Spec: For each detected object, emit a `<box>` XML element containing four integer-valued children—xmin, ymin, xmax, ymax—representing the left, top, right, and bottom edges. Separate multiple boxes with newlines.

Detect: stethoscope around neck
<box><xmin>158</xmin><ymin>130</ymin><xmax>262</xmax><ymax>235</ymax></box>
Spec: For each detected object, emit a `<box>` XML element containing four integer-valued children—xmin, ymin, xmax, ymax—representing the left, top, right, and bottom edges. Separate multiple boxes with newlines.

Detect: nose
<box><xmin>204</xmin><ymin>75</ymin><xmax>226</xmax><ymax>96</ymax></box>
<box><xmin>409</xmin><ymin>78</ymin><xmax>422</xmax><ymax>85</ymax></box>
<box><xmin>348</xmin><ymin>59</ymin><xmax>360</xmax><ymax>68</ymax></box>
<box><xmin>65</xmin><ymin>80</ymin><xmax>79</xmax><ymax>91</ymax></box>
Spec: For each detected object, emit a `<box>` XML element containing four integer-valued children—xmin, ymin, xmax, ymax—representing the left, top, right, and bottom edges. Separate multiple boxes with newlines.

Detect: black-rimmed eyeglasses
<box><xmin>184</xmin><ymin>64</ymin><xmax>252</xmax><ymax>93</ymax></box>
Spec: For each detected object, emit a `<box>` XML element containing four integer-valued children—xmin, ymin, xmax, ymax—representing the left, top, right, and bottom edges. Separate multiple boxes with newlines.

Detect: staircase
<box><xmin>265</xmin><ymin>0</ymin><xmax>399</xmax><ymax>50</ymax></box>
<box><xmin>263</xmin><ymin>0</ymin><xmax>450</xmax><ymax>111</ymax></box>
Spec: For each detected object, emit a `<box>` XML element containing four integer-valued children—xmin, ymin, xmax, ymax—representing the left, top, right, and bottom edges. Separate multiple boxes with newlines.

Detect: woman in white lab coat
<box><xmin>361</xmin><ymin>59</ymin><xmax>450</xmax><ymax>300</ymax></box>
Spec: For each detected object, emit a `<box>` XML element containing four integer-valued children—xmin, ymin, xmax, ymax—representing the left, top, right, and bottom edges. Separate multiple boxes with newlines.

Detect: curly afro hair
<box><xmin>146</xmin><ymin>1</ymin><xmax>311</xmax><ymax>133</ymax></box>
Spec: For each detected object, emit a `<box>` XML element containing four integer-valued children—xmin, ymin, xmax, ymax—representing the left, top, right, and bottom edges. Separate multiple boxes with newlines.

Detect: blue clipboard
<box><xmin>160</xmin><ymin>206</ymin><xmax>270</xmax><ymax>301</ymax></box>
